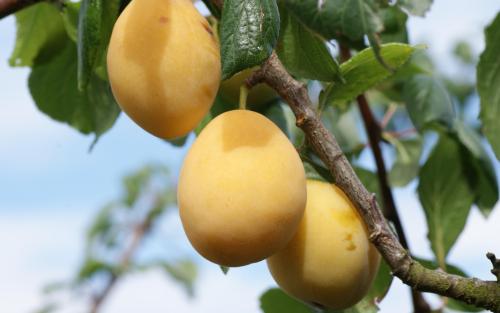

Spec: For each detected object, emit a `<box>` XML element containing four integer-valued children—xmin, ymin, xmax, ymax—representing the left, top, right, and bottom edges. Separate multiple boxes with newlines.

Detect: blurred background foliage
<box><xmin>35</xmin><ymin>165</ymin><xmax>197</xmax><ymax>313</ymax></box>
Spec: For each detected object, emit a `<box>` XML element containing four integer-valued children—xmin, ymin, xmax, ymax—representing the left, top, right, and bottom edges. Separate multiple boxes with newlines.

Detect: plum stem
<box><xmin>239</xmin><ymin>84</ymin><xmax>249</xmax><ymax>110</ymax></box>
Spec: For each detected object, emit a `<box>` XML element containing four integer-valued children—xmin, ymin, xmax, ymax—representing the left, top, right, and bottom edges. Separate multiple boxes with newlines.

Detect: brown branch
<box><xmin>487</xmin><ymin>253</ymin><xmax>500</xmax><ymax>283</ymax></box>
<box><xmin>357</xmin><ymin>94</ymin><xmax>431</xmax><ymax>313</ymax></box>
<box><xmin>355</xmin><ymin>95</ymin><xmax>408</xmax><ymax>245</ymax></box>
<box><xmin>344</xmin><ymin>40</ymin><xmax>430</xmax><ymax>312</ymax></box>
<box><xmin>0</xmin><ymin>0</ymin><xmax>44</xmax><ymax>18</ymax></box>
<box><xmin>89</xmin><ymin>207</ymin><xmax>156</xmax><ymax>313</ymax></box>
<box><xmin>247</xmin><ymin>52</ymin><xmax>500</xmax><ymax>313</ymax></box>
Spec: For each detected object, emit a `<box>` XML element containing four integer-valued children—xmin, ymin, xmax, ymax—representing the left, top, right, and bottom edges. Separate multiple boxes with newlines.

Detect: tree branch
<box><xmin>487</xmin><ymin>253</ymin><xmax>500</xmax><ymax>283</ymax></box>
<box><xmin>89</xmin><ymin>204</ymin><xmax>157</xmax><ymax>313</ymax></box>
<box><xmin>0</xmin><ymin>0</ymin><xmax>44</xmax><ymax>19</ymax></box>
<box><xmin>247</xmin><ymin>52</ymin><xmax>500</xmax><ymax>313</ymax></box>
<box><xmin>356</xmin><ymin>93</ymin><xmax>431</xmax><ymax>313</ymax></box>
<box><xmin>343</xmin><ymin>40</ymin><xmax>430</xmax><ymax>313</ymax></box>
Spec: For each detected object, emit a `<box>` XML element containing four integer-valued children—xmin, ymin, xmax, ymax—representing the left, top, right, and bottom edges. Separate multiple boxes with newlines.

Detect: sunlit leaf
<box><xmin>260</xmin><ymin>288</ymin><xmax>312</xmax><ymax>313</ymax></box>
<box><xmin>324</xmin><ymin>44</ymin><xmax>415</xmax><ymax>106</ymax></box>
<box><xmin>477</xmin><ymin>12</ymin><xmax>500</xmax><ymax>160</ymax></box>
<box><xmin>9</xmin><ymin>3</ymin><xmax>66</xmax><ymax>67</ymax></box>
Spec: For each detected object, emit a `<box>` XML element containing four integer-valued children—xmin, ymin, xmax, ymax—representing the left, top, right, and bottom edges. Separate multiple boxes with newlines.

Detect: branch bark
<box><xmin>356</xmin><ymin>95</ymin><xmax>431</xmax><ymax>313</ymax></box>
<box><xmin>246</xmin><ymin>52</ymin><xmax>500</xmax><ymax>313</ymax></box>
<box><xmin>487</xmin><ymin>253</ymin><xmax>500</xmax><ymax>283</ymax></box>
<box><xmin>340</xmin><ymin>44</ymin><xmax>430</xmax><ymax>313</ymax></box>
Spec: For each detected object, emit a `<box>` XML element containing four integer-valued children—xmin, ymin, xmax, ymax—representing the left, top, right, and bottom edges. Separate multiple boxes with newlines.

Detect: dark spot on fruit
<box><xmin>159</xmin><ymin>16</ymin><xmax>168</xmax><ymax>24</ymax></box>
<box><xmin>202</xmin><ymin>84</ymin><xmax>213</xmax><ymax>99</ymax></box>
<box><xmin>344</xmin><ymin>233</ymin><xmax>356</xmax><ymax>251</ymax></box>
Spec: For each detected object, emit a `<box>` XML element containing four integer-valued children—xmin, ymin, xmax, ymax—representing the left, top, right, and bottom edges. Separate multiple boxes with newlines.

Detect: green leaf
<box><xmin>87</xmin><ymin>203</ymin><xmax>116</xmax><ymax>242</ymax></box>
<box><xmin>452</xmin><ymin>120</ymin><xmax>498</xmax><ymax>217</ymax></box>
<box><xmin>444</xmin><ymin>79</ymin><xmax>475</xmax><ymax>105</ymax></box>
<box><xmin>277</xmin><ymin>6</ymin><xmax>340</xmax><ymax>81</ymax></box>
<box><xmin>392</xmin><ymin>50</ymin><xmax>434</xmax><ymax>80</ymax></box>
<box><xmin>453</xmin><ymin>41</ymin><xmax>474</xmax><ymax>65</ymax></box>
<box><xmin>220</xmin><ymin>0</ymin><xmax>280</xmax><ymax>79</ymax></box>
<box><xmin>324</xmin><ymin>43</ymin><xmax>415</xmax><ymax>106</ymax></box>
<box><xmin>78</xmin><ymin>0</ymin><xmax>103</xmax><ymax>90</ymax></box>
<box><xmin>195</xmin><ymin>113</ymin><xmax>213</xmax><ymax>135</ymax></box>
<box><xmin>61</xmin><ymin>1</ymin><xmax>80</xmax><ymax>42</ymax></box>
<box><xmin>29</xmin><ymin>38</ymin><xmax>120</xmax><ymax>139</ymax></box>
<box><xmin>77</xmin><ymin>258</ymin><xmax>116</xmax><ymax>281</ymax></box>
<box><xmin>327</xmin><ymin>297</ymin><xmax>378</xmax><ymax>313</ymax></box>
<box><xmin>220</xmin><ymin>265</ymin><xmax>230</xmax><ymax>275</ymax></box>
<box><xmin>163</xmin><ymin>260</ymin><xmax>198</xmax><ymax>296</ymax></box>
<box><xmin>379</xmin><ymin>6</ymin><xmax>408</xmax><ymax>44</ymax></box>
<box><xmin>366</xmin><ymin>259</ymin><xmax>393</xmax><ymax>302</ymax></box>
<box><xmin>77</xmin><ymin>0</ymin><xmax>121</xmax><ymax>90</ymax></box>
<box><xmin>321</xmin><ymin>106</ymin><xmax>363</xmax><ymax>155</ymax></box>
<box><xmin>9</xmin><ymin>3</ymin><xmax>66</xmax><ymax>67</ymax></box>
<box><xmin>167</xmin><ymin>136</ymin><xmax>189</xmax><ymax>147</ymax></box>
<box><xmin>195</xmin><ymin>94</ymin><xmax>238</xmax><ymax>135</ymax></box>
<box><xmin>403</xmin><ymin>74</ymin><xmax>455</xmax><ymax>131</ymax></box>
<box><xmin>260</xmin><ymin>288</ymin><xmax>313</xmax><ymax>313</ymax></box>
<box><xmin>418</xmin><ymin>134</ymin><xmax>475</xmax><ymax>267</ymax></box>
<box><xmin>388</xmin><ymin>137</ymin><xmax>422</xmax><ymax>187</ymax></box>
<box><xmin>397</xmin><ymin>0</ymin><xmax>433</xmax><ymax>17</ymax></box>
<box><xmin>122</xmin><ymin>165</ymin><xmax>157</xmax><ymax>206</ymax></box>
<box><xmin>477</xmin><ymin>12</ymin><xmax>500</xmax><ymax>160</ymax></box>
<box><xmin>96</xmin><ymin>0</ymin><xmax>122</xmax><ymax>80</ymax></box>
<box><xmin>302</xmin><ymin>159</ymin><xmax>332</xmax><ymax>182</ymax></box>
<box><xmin>285</xmin><ymin>0</ymin><xmax>383</xmax><ymax>41</ymax></box>
<box><xmin>260</xmin><ymin>101</ymin><xmax>290</xmax><ymax>136</ymax></box>
<box><xmin>260</xmin><ymin>272</ymin><xmax>385</xmax><ymax>313</ymax></box>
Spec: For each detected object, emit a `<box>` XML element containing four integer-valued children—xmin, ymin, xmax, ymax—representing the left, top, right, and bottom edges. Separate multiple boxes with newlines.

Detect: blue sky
<box><xmin>1</xmin><ymin>1</ymin><xmax>500</xmax><ymax>312</ymax></box>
